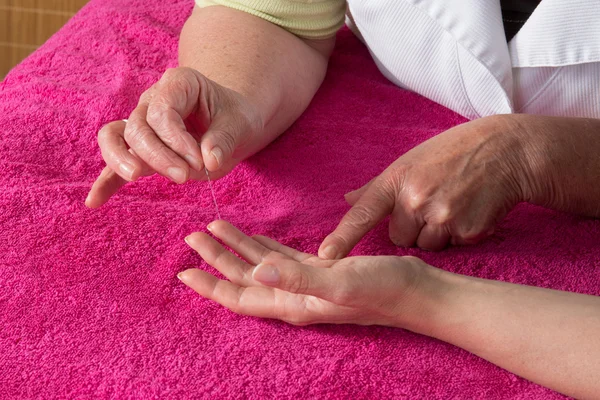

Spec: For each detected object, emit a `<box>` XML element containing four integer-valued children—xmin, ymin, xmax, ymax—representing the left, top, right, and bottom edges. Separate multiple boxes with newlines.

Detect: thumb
<box><xmin>319</xmin><ymin>181</ymin><xmax>395</xmax><ymax>259</ymax></box>
<box><xmin>199</xmin><ymin>114</ymin><xmax>247</xmax><ymax>172</ymax></box>
<box><xmin>252</xmin><ymin>260</ymin><xmax>341</xmax><ymax>300</ymax></box>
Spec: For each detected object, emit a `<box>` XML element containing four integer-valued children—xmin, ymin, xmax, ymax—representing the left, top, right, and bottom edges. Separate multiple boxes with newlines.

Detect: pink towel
<box><xmin>0</xmin><ymin>0</ymin><xmax>595</xmax><ymax>398</ymax></box>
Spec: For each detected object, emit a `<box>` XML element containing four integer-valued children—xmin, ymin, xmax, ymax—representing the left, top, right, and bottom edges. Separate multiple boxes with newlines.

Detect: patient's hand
<box><xmin>178</xmin><ymin>220</ymin><xmax>436</xmax><ymax>328</ymax></box>
<box><xmin>180</xmin><ymin>222</ymin><xmax>600</xmax><ymax>399</ymax></box>
<box><xmin>86</xmin><ymin>67</ymin><xmax>263</xmax><ymax>208</ymax></box>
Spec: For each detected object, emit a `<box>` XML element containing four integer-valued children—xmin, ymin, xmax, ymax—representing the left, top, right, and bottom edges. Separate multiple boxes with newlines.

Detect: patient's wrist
<box><xmin>389</xmin><ymin>261</ymin><xmax>465</xmax><ymax>337</ymax></box>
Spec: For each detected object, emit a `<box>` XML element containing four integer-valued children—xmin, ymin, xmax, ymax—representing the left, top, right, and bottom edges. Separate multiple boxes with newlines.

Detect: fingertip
<box><xmin>200</xmin><ymin>141</ymin><xmax>222</xmax><ymax>172</ymax></box>
<box><xmin>207</xmin><ymin>219</ymin><xmax>229</xmax><ymax>233</ymax></box>
<box><xmin>184</xmin><ymin>153</ymin><xmax>204</xmax><ymax>173</ymax></box>
<box><xmin>84</xmin><ymin>196</ymin><xmax>101</xmax><ymax>209</ymax></box>
<box><xmin>118</xmin><ymin>162</ymin><xmax>139</xmax><ymax>182</ymax></box>
<box><xmin>206</xmin><ymin>221</ymin><xmax>215</xmax><ymax>232</ymax></box>
<box><xmin>184</xmin><ymin>232</ymin><xmax>208</xmax><ymax>248</ymax></box>
<box><xmin>177</xmin><ymin>268</ymin><xmax>196</xmax><ymax>284</ymax></box>
<box><xmin>166</xmin><ymin>166</ymin><xmax>189</xmax><ymax>184</ymax></box>
<box><xmin>318</xmin><ymin>243</ymin><xmax>341</xmax><ymax>260</ymax></box>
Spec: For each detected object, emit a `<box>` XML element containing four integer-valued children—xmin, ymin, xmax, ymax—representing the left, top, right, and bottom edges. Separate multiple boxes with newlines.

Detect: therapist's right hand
<box><xmin>86</xmin><ymin>67</ymin><xmax>263</xmax><ymax>208</ymax></box>
<box><xmin>319</xmin><ymin>115</ymin><xmax>533</xmax><ymax>256</ymax></box>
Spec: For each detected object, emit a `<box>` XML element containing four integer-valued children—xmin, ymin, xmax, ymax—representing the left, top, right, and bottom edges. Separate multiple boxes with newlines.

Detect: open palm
<box><xmin>179</xmin><ymin>221</ymin><xmax>429</xmax><ymax>327</ymax></box>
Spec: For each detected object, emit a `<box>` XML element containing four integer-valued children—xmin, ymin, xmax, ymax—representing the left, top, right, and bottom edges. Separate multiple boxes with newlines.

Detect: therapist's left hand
<box><xmin>319</xmin><ymin>115</ymin><xmax>534</xmax><ymax>256</ymax></box>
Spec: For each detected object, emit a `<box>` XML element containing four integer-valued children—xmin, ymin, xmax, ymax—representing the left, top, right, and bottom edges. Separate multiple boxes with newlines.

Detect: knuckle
<box><xmin>139</xmin><ymin>87</ymin><xmax>155</xmax><ymax>104</ymax></box>
<box><xmin>381</xmin><ymin>167</ymin><xmax>405</xmax><ymax>194</ymax></box>
<box><xmin>123</xmin><ymin>121</ymin><xmax>143</xmax><ymax>142</ymax></box>
<box><xmin>161</xmin><ymin>67</ymin><xmax>179</xmax><ymax>81</ymax></box>
<box><xmin>97</xmin><ymin>125</ymin><xmax>110</xmax><ymax>141</ymax></box>
<box><xmin>146</xmin><ymin>102</ymin><xmax>170</xmax><ymax>129</ymax></box>
<box><xmin>147</xmin><ymin>146</ymin><xmax>172</xmax><ymax>166</ymax></box>
<box><xmin>346</xmin><ymin>204</ymin><xmax>376</xmax><ymax>230</ymax></box>
<box><xmin>428</xmin><ymin>202</ymin><xmax>453</xmax><ymax>225</ymax></box>
<box><xmin>405</xmin><ymin>190</ymin><xmax>428</xmax><ymax>213</ymax></box>
<box><xmin>162</xmin><ymin>69</ymin><xmax>194</xmax><ymax>96</ymax></box>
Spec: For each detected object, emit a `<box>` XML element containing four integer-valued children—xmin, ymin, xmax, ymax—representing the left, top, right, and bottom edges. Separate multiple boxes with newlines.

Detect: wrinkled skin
<box><xmin>319</xmin><ymin>115</ymin><xmax>534</xmax><ymax>256</ymax></box>
<box><xmin>86</xmin><ymin>67</ymin><xmax>263</xmax><ymax>208</ymax></box>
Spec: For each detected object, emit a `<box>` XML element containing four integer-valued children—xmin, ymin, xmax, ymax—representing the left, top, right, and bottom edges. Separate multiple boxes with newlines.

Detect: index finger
<box><xmin>146</xmin><ymin>68</ymin><xmax>206</xmax><ymax>172</ymax></box>
<box><xmin>318</xmin><ymin>182</ymin><xmax>395</xmax><ymax>259</ymax></box>
<box><xmin>125</xmin><ymin>101</ymin><xmax>191</xmax><ymax>184</ymax></box>
<box><xmin>85</xmin><ymin>166</ymin><xmax>127</xmax><ymax>208</ymax></box>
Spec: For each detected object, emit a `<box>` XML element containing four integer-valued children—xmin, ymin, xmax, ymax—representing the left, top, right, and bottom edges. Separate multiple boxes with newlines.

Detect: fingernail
<box><xmin>206</xmin><ymin>223</ymin><xmax>214</xmax><ymax>232</ymax></box>
<box><xmin>321</xmin><ymin>245</ymin><xmax>339</xmax><ymax>260</ymax></box>
<box><xmin>184</xmin><ymin>235</ymin><xmax>191</xmax><ymax>245</ymax></box>
<box><xmin>210</xmin><ymin>146</ymin><xmax>223</xmax><ymax>167</ymax></box>
<box><xmin>167</xmin><ymin>167</ymin><xmax>186</xmax><ymax>183</ymax></box>
<box><xmin>184</xmin><ymin>154</ymin><xmax>202</xmax><ymax>170</ymax></box>
<box><xmin>252</xmin><ymin>264</ymin><xmax>280</xmax><ymax>285</ymax></box>
<box><xmin>119</xmin><ymin>163</ymin><xmax>135</xmax><ymax>178</ymax></box>
<box><xmin>177</xmin><ymin>272</ymin><xmax>184</xmax><ymax>281</ymax></box>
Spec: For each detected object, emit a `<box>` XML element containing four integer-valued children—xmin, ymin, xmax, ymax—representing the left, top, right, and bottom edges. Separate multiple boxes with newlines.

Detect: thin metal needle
<box><xmin>205</xmin><ymin>167</ymin><xmax>222</xmax><ymax>220</ymax></box>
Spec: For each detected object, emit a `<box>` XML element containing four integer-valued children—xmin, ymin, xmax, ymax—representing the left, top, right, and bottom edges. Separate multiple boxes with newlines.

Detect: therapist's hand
<box><xmin>178</xmin><ymin>220</ymin><xmax>435</xmax><ymax>328</ymax></box>
<box><xmin>319</xmin><ymin>115</ymin><xmax>534</xmax><ymax>256</ymax></box>
<box><xmin>86</xmin><ymin>67</ymin><xmax>263</xmax><ymax>208</ymax></box>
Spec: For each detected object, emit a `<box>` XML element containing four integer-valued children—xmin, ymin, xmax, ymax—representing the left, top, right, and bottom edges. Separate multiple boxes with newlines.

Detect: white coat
<box><xmin>346</xmin><ymin>0</ymin><xmax>600</xmax><ymax>119</ymax></box>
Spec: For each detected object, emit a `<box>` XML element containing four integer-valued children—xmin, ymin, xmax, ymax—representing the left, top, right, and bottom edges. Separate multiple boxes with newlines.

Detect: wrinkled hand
<box><xmin>319</xmin><ymin>115</ymin><xmax>530</xmax><ymax>256</ymax></box>
<box><xmin>178</xmin><ymin>221</ymin><xmax>432</xmax><ymax>327</ymax></box>
<box><xmin>86</xmin><ymin>67</ymin><xmax>263</xmax><ymax>208</ymax></box>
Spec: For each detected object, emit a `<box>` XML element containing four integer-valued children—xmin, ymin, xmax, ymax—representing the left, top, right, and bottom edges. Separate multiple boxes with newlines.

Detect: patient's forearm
<box><xmin>179</xmin><ymin>6</ymin><xmax>334</xmax><ymax>149</ymax></box>
<box><xmin>418</xmin><ymin>272</ymin><xmax>600</xmax><ymax>398</ymax></box>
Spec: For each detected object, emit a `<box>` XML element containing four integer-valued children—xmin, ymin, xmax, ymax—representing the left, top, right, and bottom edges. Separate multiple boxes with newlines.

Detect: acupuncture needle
<box><xmin>205</xmin><ymin>166</ymin><xmax>222</xmax><ymax>220</ymax></box>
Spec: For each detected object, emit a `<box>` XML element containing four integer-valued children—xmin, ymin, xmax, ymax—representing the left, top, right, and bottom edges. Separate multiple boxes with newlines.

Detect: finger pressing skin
<box><xmin>124</xmin><ymin>102</ymin><xmax>190</xmax><ymax>184</ymax></box>
<box><xmin>206</xmin><ymin>220</ymin><xmax>272</xmax><ymax>265</ymax></box>
<box><xmin>97</xmin><ymin>121</ymin><xmax>143</xmax><ymax>181</ymax></box>
<box><xmin>85</xmin><ymin>166</ymin><xmax>128</xmax><ymax>208</ymax></box>
<box><xmin>185</xmin><ymin>232</ymin><xmax>255</xmax><ymax>286</ymax></box>
<box><xmin>146</xmin><ymin>69</ymin><xmax>205</xmax><ymax>171</ymax></box>
<box><xmin>251</xmin><ymin>259</ymin><xmax>341</xmax><ymax>301</ymax></box>
<box><xmin>319</xmin><ymin>182</ymin><xmax>395</xmax><ymax>260</ymax></box>
<box><xmin>415</xmin><ymin>224</ymin><xmax>451</xmax><ymax>251</ymax></box>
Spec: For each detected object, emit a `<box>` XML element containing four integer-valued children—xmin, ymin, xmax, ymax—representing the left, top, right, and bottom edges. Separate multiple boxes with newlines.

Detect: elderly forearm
<box><xmin>513</xmin><ymin>115</ymin><xmax>600</xmax><ymax>217</ymax></box>
<box><xmin>179</xmin><ymin>5</ymin><xmax>334</xmax><ymax>148</ymax></box>
<box><xmin>413</xmin><ymin>271</ymin><xmax>600</xmax><ymax>398</ymax></box>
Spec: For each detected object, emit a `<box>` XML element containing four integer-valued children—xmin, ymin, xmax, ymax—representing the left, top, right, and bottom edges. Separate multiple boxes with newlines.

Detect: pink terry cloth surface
<box><xmin>0</xmin><ymin>0</ymin><xmax>597</xmax><ymax>398</ymax></box>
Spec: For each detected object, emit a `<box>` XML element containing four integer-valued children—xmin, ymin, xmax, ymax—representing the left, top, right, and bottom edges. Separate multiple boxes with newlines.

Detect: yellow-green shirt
<box><xmin>195</xmin><ymin>0</ymin><xmax>347</xmax><ymax>39</ymax></box>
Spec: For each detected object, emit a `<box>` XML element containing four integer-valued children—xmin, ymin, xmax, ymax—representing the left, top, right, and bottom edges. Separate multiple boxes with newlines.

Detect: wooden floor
<box><xmin>0</xmin><ymin>0</ymin><xmax>88</xmax><ymax>78</ymax></box>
